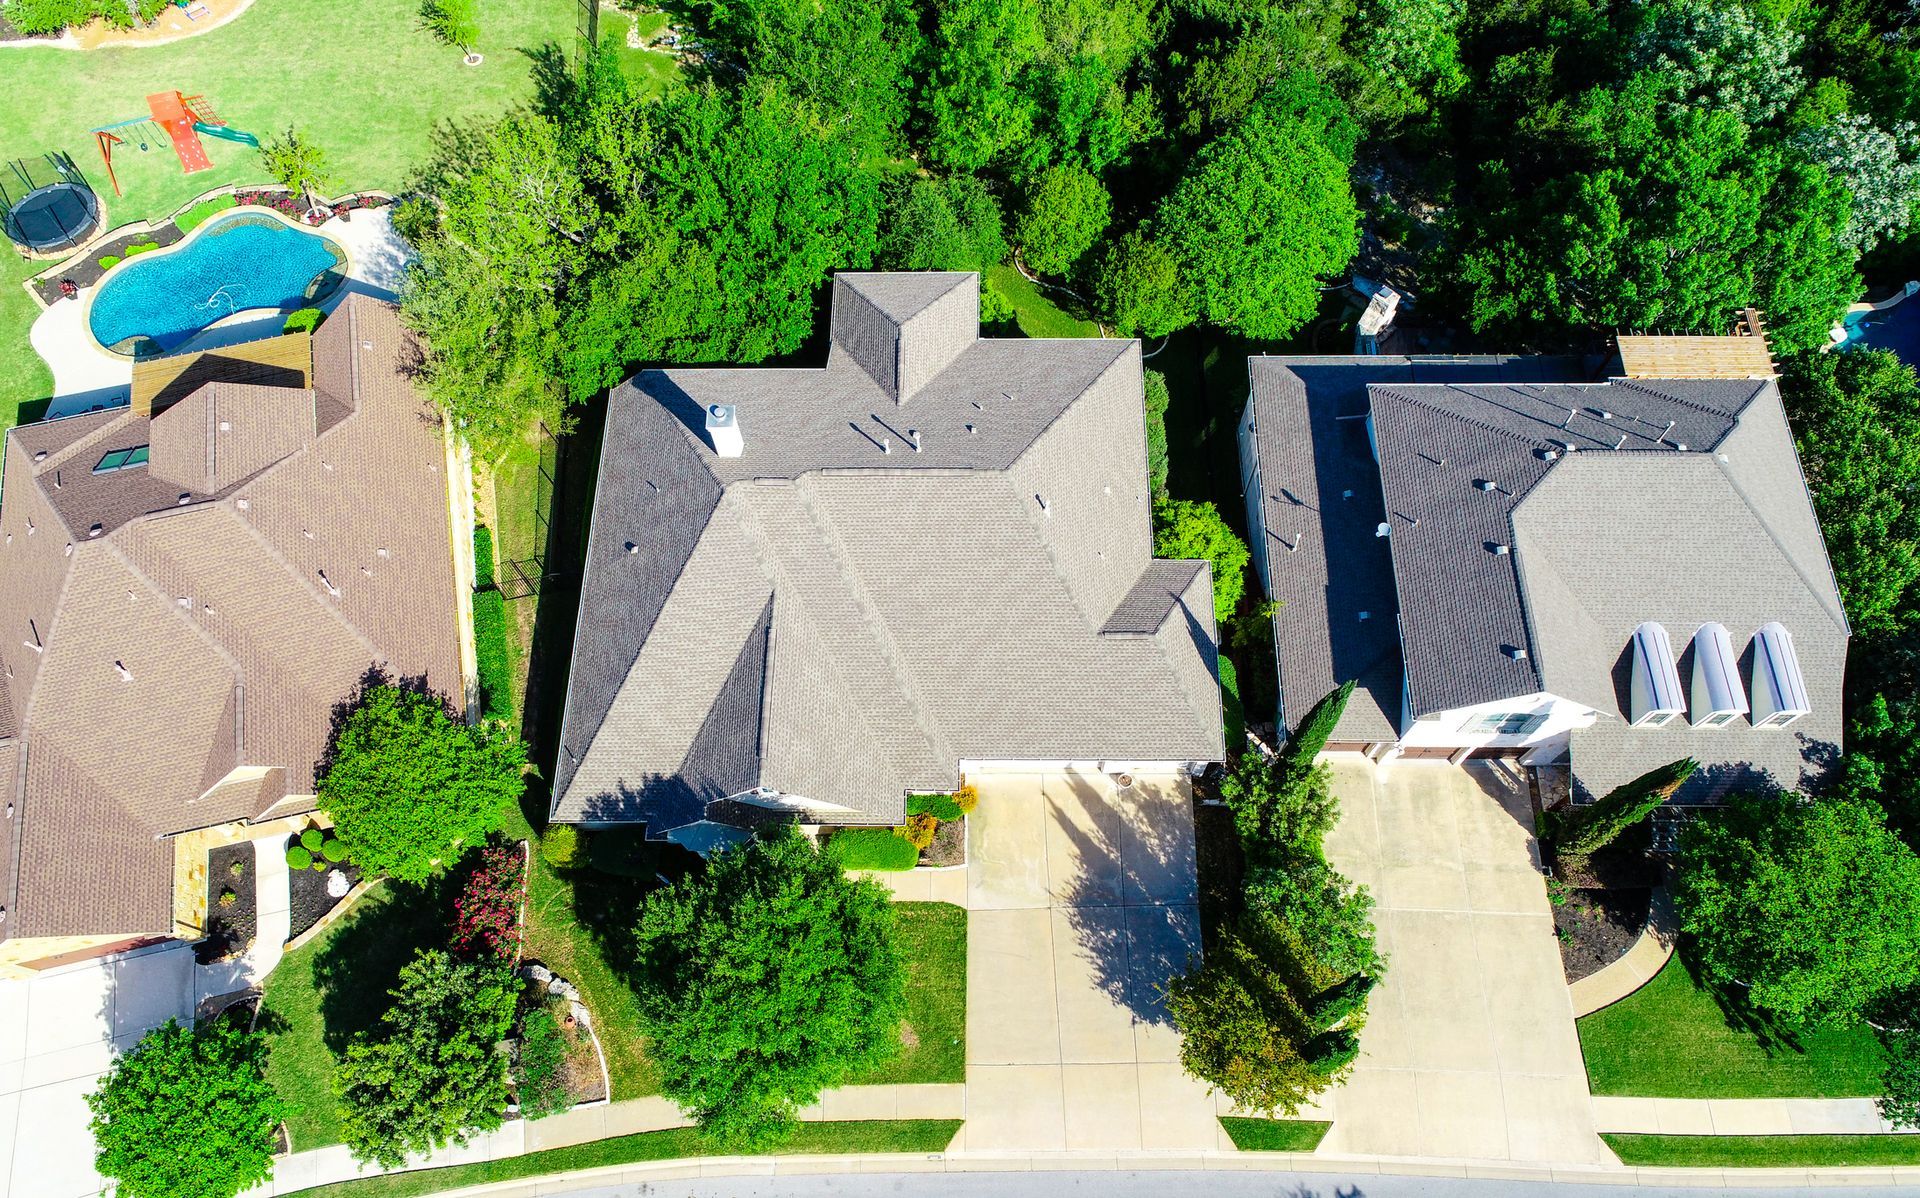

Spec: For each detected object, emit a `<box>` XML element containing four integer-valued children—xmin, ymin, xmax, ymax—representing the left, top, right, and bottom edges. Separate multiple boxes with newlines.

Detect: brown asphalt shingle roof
<box><xmin>0</xmin><ymin>295</ymin><xmax>462</xmax><ymax>941</ymax></box>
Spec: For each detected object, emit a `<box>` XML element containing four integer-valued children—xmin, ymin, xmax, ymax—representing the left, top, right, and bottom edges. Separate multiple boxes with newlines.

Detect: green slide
<box><xmin>193</xmin><ymin>122</ymin><xmax>260</xmax><ymax>147</ymax></box>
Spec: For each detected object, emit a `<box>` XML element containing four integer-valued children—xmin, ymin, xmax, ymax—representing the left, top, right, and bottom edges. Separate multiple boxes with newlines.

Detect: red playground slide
<box><xmin>146</xmin><ymin>91</ymin><xmax>212</xmax><ymax>174</ymax></box>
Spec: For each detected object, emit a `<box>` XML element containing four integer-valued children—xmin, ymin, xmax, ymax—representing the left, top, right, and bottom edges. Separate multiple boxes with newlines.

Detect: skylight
<box><xmin>93</xmin><ymin>446</ymin><xmax>149</xmax><ymax>474</ymax></box>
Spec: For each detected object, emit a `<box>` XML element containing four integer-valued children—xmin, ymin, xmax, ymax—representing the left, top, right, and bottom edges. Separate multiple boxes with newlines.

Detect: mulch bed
<box><xmin>1555</xmin><ymin>886</ymin><xmax>1651</xmax><ymax>982</ymax></box>
<box><xmin>287</xmin><ymin>856</ymin><xmax>365</xmax><ymax>941</ymax></box>
<box><xmin>919</xmin><ymin>816</ymin><xmax>965</xmax><ymax>867</ymax></box>
<box><xmin>558</xmin><ymin>1006</ymin><xmax>608</xmax><ymax>1104</ymax></box>
<box><xmin>35</xmin><ymin>223</ymin><xmax>188</xmax><ymax>304</ymax></box>
<box><xmin>201</xmin><ymin>842</ymin><xmax>256</xmax><ymax>963</ymax></box>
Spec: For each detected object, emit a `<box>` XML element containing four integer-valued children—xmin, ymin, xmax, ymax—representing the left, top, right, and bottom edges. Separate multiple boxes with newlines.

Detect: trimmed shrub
<box><xmin>219</xmin><ymin>887</ymin><xmax>237</xmax><ymax>907</ymax></box>
<box><xmin>97</xmin><ymin>255</ymin><xmax>121</xmax><ymax>270</ymax></box>
<box><xmin>174</xmin><ymin>194</ymin><xmax>238</xmax><ymax>234</ymax></box>
<box><xmin>952</xmin><ymin>783</ymin><xmax>978</xmax><ymax>815</ymax></box>
<box><xmin>540</xmin><ymin>824</ymin><xmax>581</xmax><ymax>869</ymax></box>
<box><xmin>1555</xmin><ymin>757</ymin><xmax>1696</xmax><ymax>864</ymax></box>
<box><xmin>321</xmin><ymin>837</ymin><xmax>348</xmax><ymax>863</ymax></box>
<box><xmin>897</xmin><ymin>812</ymin><xmax>939</xmax><ymax>851</ymax></box>
<box><xmin>829</xmin><ymin>829</ymin><xmax>920</xmax><ymax>871</ymax></box>
<box><xmin>283</xmin><ymin>307</ymin><xmax>324</xmax><ymax>335</ymax></box>
<box><xmin>286</xmin><ymin>845</ymin><xmax>313</xmax><ymax>871</ymax></box>
<box><xmin>301</xmin><ymin>828</ymin><xmax>324</xmax><ymax>851</ymax></box>
<box><xmin>125</xmin><ymin>241</ymin><xmax>159</xmax><ymax>256</ymax></box>
<box><xmin>906</xmin><ymin>793</ymin><xmax>964</xmax><ymax>821</ymax></box>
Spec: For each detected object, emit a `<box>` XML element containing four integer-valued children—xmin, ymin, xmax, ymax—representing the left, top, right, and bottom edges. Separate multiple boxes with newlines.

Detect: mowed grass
<box><xmin>1219</xmin><ymin>1118</ymin><xmax>1332</xmax><ymax>1152</ymax></box>
<box><xmin>1578</xmin><ymin>952</ymin><xmax>1887</xmax><ymax>1098</ymax></box>
<box><xmin>849</xmin><ymin>902</ymin><xmax>967</xmax><ymax>1085</ymax></box>
<box><xmin>1604</xmin><ymin>1133</ymin><xmax>1920</xmax><ymax>1168</ymax></box>
<box><xmin>291</xmin><ymin>1120</ymin><xmax>964</xmax><ymax>1198</ymax></box>
<box><xmin>259</xmin><ymin>880</ymin><xmax>451</xmax><ymax>1148</ymax></box>
<box><xmin>984</xmin><ymin>264</ymin><xmax>1099</xmax><ymax>338</ymax></box>
<box><xmin>0</xmin><ymin>0</ymin><xmax>598</xmax><ymax>449</ymax></box>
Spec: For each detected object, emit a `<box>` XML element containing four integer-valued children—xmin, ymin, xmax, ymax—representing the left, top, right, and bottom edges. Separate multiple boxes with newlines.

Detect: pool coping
<box><xmin>79</xmin><ymin>205</ymin><xmax>354</xmax><ymax>360</ymax></box>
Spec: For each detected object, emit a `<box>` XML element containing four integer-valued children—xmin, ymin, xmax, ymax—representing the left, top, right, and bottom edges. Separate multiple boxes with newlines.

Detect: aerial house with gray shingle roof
<box><xmin>551</xmin><ymin>272</ymin><xmax>1225</xmax><ymax>848</ymax></box>
<box><xmin>1237</xmin><ymin>324</ymin><xmax>1848</xmax><ymax>805</ymax></box>
<box><xmin>0</xmin><ymin>296</ymin><xmax>467</xmax><ymax>976</ymax></box>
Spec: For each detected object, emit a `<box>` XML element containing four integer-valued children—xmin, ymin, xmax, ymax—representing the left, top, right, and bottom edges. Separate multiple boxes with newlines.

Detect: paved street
<box><xmin>1316</xmin><ymin>757</ymin><xmax>1610</xmax><ymax>1164</ymax></box>
<box><xmin>958</xmin><ymin>768</ymin><xmax>1222</xmax><ymax>1151</ymax></box>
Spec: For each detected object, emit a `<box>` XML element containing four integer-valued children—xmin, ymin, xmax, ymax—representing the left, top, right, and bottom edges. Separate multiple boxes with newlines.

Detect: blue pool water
<box><xmin>87</xmin><ymin>213</ymin><xmax>346</xmax><ymax>356</ymax></box>
<box><xmin>1850</xmin><ymin>298</ymin><xmax>1920</xmax><ymax>369</ymax></box>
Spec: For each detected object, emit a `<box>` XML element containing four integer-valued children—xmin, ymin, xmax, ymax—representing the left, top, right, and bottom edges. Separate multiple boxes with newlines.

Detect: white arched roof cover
<box><xmin>1690</xmin><ymin>622</ymin><xmax>1749</xmax><ymax>724</ymax></box>
<box><xmin>1630</xmin><ymin>621</ymin><xmax>1685</xmax><ymax>726</ymax></box>
<box><xmin>1751</xmin><ymin>621</ymin><xmax>1811</xmax><ymax>727</ymax></box>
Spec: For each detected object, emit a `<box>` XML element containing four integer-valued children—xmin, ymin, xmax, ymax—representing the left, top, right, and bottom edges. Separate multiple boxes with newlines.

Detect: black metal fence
<box><xmin>495</xmin><ymin>422</ymin><xmax>559</xmax><ymax>599</ymax></box>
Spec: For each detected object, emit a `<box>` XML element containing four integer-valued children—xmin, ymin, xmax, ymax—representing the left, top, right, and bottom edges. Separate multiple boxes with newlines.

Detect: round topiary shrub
<box><xmin>321</xmin><ymin>837</ymin><xmax>347</xmax><ymax>863</ymax></box>
<box><xmin>286</xmin><ymin>845</ymin><xmax>312</xmax><ymax>871</ymax></box>
<box><xmin>540</xmin><ymin>824</ymin><xmax>580</xmax><ymax>869</ymax></box>
<box><xmin>953</xmin><ymin>782</ymin><xmax>979</xmax><ymax>815</ymax></box>
<box><xmin>300</xmin><ymin>828</ymin><xmax>324</xmax><ymax>851</ymax></box>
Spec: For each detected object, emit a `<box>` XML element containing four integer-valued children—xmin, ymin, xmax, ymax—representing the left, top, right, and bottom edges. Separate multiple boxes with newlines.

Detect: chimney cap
<box><xmin>705</xmin><ymin>404</ymin><xmax>743</xmax><ymax>458</ymax></box>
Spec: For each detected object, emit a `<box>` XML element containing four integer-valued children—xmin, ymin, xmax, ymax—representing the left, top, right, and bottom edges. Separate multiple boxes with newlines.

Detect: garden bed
<box><xmin>920</xmin><ymin>816</ymin><xmax>965</xmax><ymax>867</ymax></box>
<box><xmin>200</xmin><ymin>842</ymin><xmax>256</xmax><ymax>962</ymax></box>
<box><xmin>1554</xmin><ymin>885</ymin><xmax>1649</xmax><ymax>982</ymax></box>
<box><xmin>288</xmin><ymin>856</ymin><xmax>365</xmax><ymax>941</ymax></box>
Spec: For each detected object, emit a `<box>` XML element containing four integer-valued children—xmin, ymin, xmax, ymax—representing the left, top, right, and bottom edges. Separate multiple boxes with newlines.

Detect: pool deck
<box><xmin>28</xmin><ymin>205</ymin><xmax>411</xmax><ymax>420</ymax></box>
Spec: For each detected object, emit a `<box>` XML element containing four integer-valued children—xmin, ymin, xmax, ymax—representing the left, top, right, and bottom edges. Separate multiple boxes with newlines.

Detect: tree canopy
<box><xmin>1152</xmin><ymin>497</ymin><xmax>1251</xmax><ymax>622</ymax></box>
<box><xmin>318</xmin><ymin>684</ymin><xmax>526</xmax><ymax>884</ymax></box>
<box><xmin>630</xmin><ymin>826</ymin><xmax>906</xmax><ymax>1146</ymax></box>
<box><xmin>88</xmin><ymin>1018</ymin><xmax>284</xmax><ymax>1198</ymax></box>
<box><xmin>336</xmin><ymin>950</ymin><xmax>520</xmax><ymax>1168</ymax></box>
<box><xmin>1675</xmin><ymin>792</ymin><xmax>1920</xmax><ymax>1027</ymax></box>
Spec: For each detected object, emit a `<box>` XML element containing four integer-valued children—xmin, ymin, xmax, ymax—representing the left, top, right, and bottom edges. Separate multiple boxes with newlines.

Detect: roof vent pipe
<box><xmin>705</xmin><ymin>404</ymin><xmax>743</xmax><ymax>458</ymax></box>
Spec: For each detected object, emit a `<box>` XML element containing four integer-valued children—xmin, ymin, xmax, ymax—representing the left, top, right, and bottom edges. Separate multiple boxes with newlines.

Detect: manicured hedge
<box><xmin>829</xmin><ymin>829</ymin><xmax>919</xmax><ymax>871</ymax></box>
<box><xmin>472</xmin><ymin>526</ymin><xmax>513</xmax><ymax>722</ymax></box>
<box><xmin>175</xmin><ymin>194</ymin><xmax>238</xmax><ymax>234</ymax></box>
<box><xmin>906</xmin><ymin>793</ymin><xmax>964</xmax><ymax>821</ymax></box>
<box><xmin>283</xmin><ymin>307</ymin><xmax>324</xmax><ymax>335</ymax></box>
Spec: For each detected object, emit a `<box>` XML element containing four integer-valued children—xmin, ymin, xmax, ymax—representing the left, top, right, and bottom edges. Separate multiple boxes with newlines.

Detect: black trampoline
<box><xmin>1</xmin><ymin>154</ymin><xmax>100</xmax><ymax>256</ymax></box>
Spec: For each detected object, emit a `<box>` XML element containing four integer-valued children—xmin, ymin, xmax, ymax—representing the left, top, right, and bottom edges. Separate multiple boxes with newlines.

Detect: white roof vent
<box><xmin>705</xmin><ymin>404</ymin><xmax>743</xmax><ymax>458</ymax></box>
<box><xmin>1689</xmin><ymin>622</ymin><xmax>1748</xmax><ymax>728</ymax></box>
<box><xmin>1629</xmin><ymin>621</ymin><xmax>1685</xmax><ymax>727</ymax></box>
<box><xmin>1750</xmin><ymin>622</ymin><xmax>1810</xmax><ymax>729</ymax></box>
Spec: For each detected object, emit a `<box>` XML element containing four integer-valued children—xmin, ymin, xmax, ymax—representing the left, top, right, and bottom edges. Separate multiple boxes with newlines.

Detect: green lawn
<box><xmin>1</xmin><ymin>254</ymin><xmax>53</xmax><ymax>443</ymax></box>
<box><xmin>0</xmin><ymin>0</ymin><xmax>675</xmax><ymax>450</ymax></box>
<box><xmin>1219</xmin><ymin>1118</ymin><xmax>1332</xmax><ymax>1152</ymax></box>
<box><xmin>289</xmin><ymin>1119</ymin><xmax>964</xmax><ymax>1197</ymax></box>
<box><xmin>849</xmin><ymin>902</ymin><xmax>967</xmax><ymax>1085</ymax></box>
<box><xmin>984</xmin><ymin>264</ymin><xmax>1100</xmax><ymax>338</ymax></box>
<box><xmin>1578</xmin><ymin>952</ymin><xmax>1887</xmax><ymax>1098</ymax></box>
<box><xmin>260</xmin><ymin>880</ymin><xmax>453</xmax><ymax>1149</ymax></box>
<box><xmin>1604</xmin><ymin>1133</ymin><xmax>1920</xmax><ymax>1168</ymax></box>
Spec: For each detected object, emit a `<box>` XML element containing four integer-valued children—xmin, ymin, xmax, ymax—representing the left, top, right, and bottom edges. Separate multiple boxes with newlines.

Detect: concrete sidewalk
<box><xmin>1592</xmin><ymin>1094</ymin><xmax>1920</xmax><ymax>1136</ymax></box>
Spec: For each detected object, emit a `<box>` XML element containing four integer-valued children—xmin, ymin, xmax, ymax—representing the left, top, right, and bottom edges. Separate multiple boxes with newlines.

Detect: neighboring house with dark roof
<box><xmin>552</xmin><ymin>272</ymin><xmax>1224</xmax><ymax>848</ymax></box>
<box><xmin>0</xmin><ymin>295</ymin><xmax>468</xmax><ymax>975</ymax></box>
<box><xmin>1237</xmin><ymin>329</ymin><xmax>1848</xmax><ymax>804</ymax></box>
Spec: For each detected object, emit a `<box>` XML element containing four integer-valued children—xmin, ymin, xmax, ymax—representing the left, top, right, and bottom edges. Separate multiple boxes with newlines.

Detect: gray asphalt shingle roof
<box><xmin>554</xmin><ymin>273</ymin><xmax>1224</xmax><ymax>833</ymax></box>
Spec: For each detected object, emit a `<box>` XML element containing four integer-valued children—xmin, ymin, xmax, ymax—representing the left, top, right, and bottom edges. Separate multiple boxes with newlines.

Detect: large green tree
<box><xmin>1675</xmin><ymin>793</ymin><xmax>1920</xmax><ymax>1027</ymax></box>
<box><xmin>1783</xmin><ymin>347</ymin><xmax>1920</xmax><ymax>639</ymax></box>
<box><xmin>1152</xmin><ymin>497</ymin><xmax>1251</xmax><ymax>622</ymax></box>
<box><xmin>336</xmin><ymin>950</ymin><xmax>520</xmax><ymax>1168</ymax></box>
<box><xmin>1153</xmin><ymin>75</ymin><xmax>1361</xmax><ymax>339</ymax></box>
<box><xmin>318</xmin><ymin>684</ymin><xmax>526</xmax><ymax>884</ymax></box>
<box><xmin>88</xmin><ymin>1018</ymin><xmax>284</xmax><ymax>1198</ymax></box>
<box><xmin>631</xmin><ymin>826</ymin><xmax>906</xmax><ymax>1146</ymax></box>
<box><xmin>879</xmin><ymin>174</ymin><xmax>1009</xmax><ymax>273</ymax></box>
<box><xmin>1013</xmin><ymin>162</ymin><xmax>1111</xmax><ymax>275</ymax></box>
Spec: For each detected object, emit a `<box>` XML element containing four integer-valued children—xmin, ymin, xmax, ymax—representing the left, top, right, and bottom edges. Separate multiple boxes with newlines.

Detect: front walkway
<box><xmin>1315</xmin><ymin>758</ymin><xmax>1610</xmax><ymax>1165</ymax></box>
<box><xmin>957</xmin><ymin>768</ymin><xmax>1223</xmax><ymax>1152</ymax></box>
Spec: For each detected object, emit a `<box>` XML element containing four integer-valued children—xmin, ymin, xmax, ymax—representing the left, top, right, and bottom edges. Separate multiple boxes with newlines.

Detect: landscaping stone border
<box><xmin>281</xmin><ymin>875</ymin><xmax>378</xmax><ymax>954</ymax></box>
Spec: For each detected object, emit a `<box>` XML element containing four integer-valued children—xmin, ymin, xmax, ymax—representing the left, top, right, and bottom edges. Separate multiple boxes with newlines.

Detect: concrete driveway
<box><xmin>1316</xmin><ymin>758</ymin><xmax>1609</xmax><ymax>1165</ymax></box>
<box><xmin>0</xmin><ymin>941</ymin><xmax>198</xmax><ymax>1197</ymax></box>
<box><xmin>957</xmin><ymin>768</ymin><xmax>1224</xmax><ymax>1152</ymax></box>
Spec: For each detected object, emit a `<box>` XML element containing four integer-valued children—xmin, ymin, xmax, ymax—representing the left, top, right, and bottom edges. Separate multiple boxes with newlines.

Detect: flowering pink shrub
<box><xmin>451</xmin><ymin>845</ymin><xmax>525</xmax><ymax>961</ymax></box>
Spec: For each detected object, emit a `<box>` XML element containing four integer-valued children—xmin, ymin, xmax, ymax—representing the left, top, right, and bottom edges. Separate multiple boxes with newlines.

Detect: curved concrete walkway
<box><xmin>1568</xmin><ymin>888</ymin><xmax>1676</xmax><ymax>1018</ymax></box>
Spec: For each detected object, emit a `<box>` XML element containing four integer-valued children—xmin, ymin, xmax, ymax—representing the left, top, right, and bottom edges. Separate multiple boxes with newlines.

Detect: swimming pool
<box><xmin>86</xmin><ymin>211</ymin><xmax>348</xmax><ymax>357</ymax></box>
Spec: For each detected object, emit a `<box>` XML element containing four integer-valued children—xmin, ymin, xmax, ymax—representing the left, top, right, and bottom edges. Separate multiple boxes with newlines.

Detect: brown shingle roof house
<box><xmin>0</xmin><ymin>295</ymin><xmax>466</xmax><ymax>974</ymax></box>
<box><xmin>551</xmin><ymin>273</ymin><xmax>1225</xmax><ymax>848</ymax></box>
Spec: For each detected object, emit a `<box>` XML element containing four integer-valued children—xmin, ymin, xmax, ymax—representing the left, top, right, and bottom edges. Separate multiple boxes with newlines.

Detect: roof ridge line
<box><xmin>1368</xmin><ymin>383</ymin><xmax>1555</xmax><ymax>446</ymax></box>
<box><xmin>1606</xmin><ymin>377</ymin><xmax>1767</xmax><ymax>430</ymax></box>
<box><xmin>785</xmin><ymin>479</ymin><xmax>952</xmax><ymax>767</ymax></box>
<box><xmin>214</xmin><ymin>501</ymin><xmax>387</xmax><ymax>667</ymax></box>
